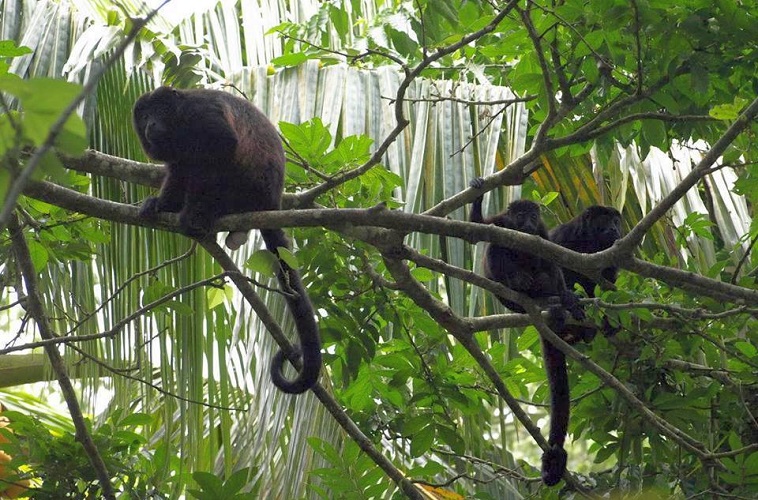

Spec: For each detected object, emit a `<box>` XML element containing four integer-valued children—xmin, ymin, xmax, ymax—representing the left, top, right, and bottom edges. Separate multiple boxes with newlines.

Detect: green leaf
<box><xmin>271</xmin><ymin>52</ymin><xmax>309</xmax><ymax>67</ymax></box>
<box><xmin>641</xmin><ymin>119</ymin><xmax>666</xmax><ymax>149</ymax></box>
<box><xmin>206</xmin><ymin>286</ymin><xmax>228</xmax><ymax>310</ymax></box>
<box><xmin>734</xmin><ymin>341</ymin><xmax>756</xmax><ymax>358</ymax></box>
<box><xmin>0</xmin><ymin>76</ymin><xmax>87</xmax><ymax>151</ymax></box>
<box><xmin>710</xmin><ymin>102</ymin><xmax>744</xmax><ymax>120</ymax></box>
<box><xmin>276</xmin><ymin>246</ymin><xmax>299</xmax><ymax>269</ymax></box>
<box><xmin>192</xmin><ymin>472</ymin><xmax>224</xmax><ymax>496</ymax></box>
<box><xmin>0</xmin><ymin>40</ymin><xmax>32</xmax><ymax>58</ymax></box>
<box><xmin>221</xmin><ymin>467</ymin><xmax>253</xmax><ymax>495</ymax></box>
<box><xmin>410</xmin><ymin>266</ymin><xmax>435</xmax><ymax>281</ymax></box>
<box><xmin>436</xmin><ymin>425</ymin><xmax>465</xmax><ymax>454</ymax></box>
<box><xmin>243</xmin><ymin>250</ymin><xmax>278</xmax><ymax>277</ymax></box>
<box><xmin>280</xmin><ymin>118</ymin><xmax>332</xmax><ymax>165</ymax></box>
<box><xmin>27</xmin><ymin>238</ymin><xmax>49</xmax><ymax>272</ymax></box>
<box><xmin>117</xmin><ymin>413</ymin><xmax>153</xmax><ymax>427</ymax></box>
<box><xmin>517</xmin><ymin>327</ymin><xmax>539</xmax><ymax>351</ymax></box>
<box><xmin>409</xmin><ymin>424</ymin><xmax>435</xmax><ymax>457</ymax></box>
<box><xmin>162</xmin><ymin>300</ymin><xmax>195</xmax><ymax>316</ymax></box>
<box><xmin>308</xmin><ymin>437</ymin><xmax>342</xmax><ymax>466</ymax></box>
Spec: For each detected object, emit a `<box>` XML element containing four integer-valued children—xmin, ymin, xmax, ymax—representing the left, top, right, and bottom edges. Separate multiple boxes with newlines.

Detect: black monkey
<box><xmin>133</xmin><ymin>86</ymin><xmax>321</xmax><ymax>394</ymax></box>
<box><xmin>550</xmin><ymin>206</ymin><xmax>622</xmax><ymax>343</ymax></box>
<box><xmin>469</xmin><ymin>178</ymin><xmax>584</xmax><ymax>486</ymax></box>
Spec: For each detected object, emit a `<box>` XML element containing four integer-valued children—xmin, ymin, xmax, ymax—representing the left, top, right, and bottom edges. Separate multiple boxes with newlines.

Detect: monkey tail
<box><xmin>261</xmin><ymin>228</ymin><xmax>322</xmax><ymax>394</ymax></box>
<box><xmin>540</xmin><ymin>337</ymin><xmax>569</xmax><ymax>486</ymax></box>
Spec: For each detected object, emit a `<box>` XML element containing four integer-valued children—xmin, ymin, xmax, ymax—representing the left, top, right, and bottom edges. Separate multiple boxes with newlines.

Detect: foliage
<box><xmin>309</xmin><ymin>438</ymin><xmax>396</xmax><ymax>498</ymax></box>
<box><xmin>188</xmin><ymin>467</ymin><xmax>258</xmax><ymax>500</ymax></box>
<box><xmin>1</xmin><ymin>0</ymin><xmax>757</xmax><ymax>499</ymax></box>
<box><xmin>0</xmin><ymin>410</ymin><xmax>170</xmax><ymax>499</ymax></box>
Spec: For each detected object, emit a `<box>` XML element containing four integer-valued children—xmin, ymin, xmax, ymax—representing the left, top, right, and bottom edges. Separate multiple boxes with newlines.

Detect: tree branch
<box><xmin>22</xmin><ymin>179</ymin><xmax>758</xmax><ymax>308</ymax></box>
<box><xmin>8</xmin><ymin>214</ymin><xmax>115</xmax><ymax>499</ymax></box>
<box><xmin>298</xmin><ymin>0</ymin><xmax>520</xmax><ymax>205</ymax></box>
<box><xmin>197</xmin><ymin>239</ymin><xmax>427</xmax><ymax>500</ymax></box>
<box><xmin>621</xmin><ymin>96</ymin><xmax>758</xmax><ymax>248</ymax></box>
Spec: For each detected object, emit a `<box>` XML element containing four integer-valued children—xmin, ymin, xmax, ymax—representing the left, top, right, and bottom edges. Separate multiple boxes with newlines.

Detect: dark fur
<box><xmin>550</xmin><ymin>206</ymin><xmax>622</xmax><ymax>343</ymax></box>
<box><xmin>133</xmin><ymin>86</ymin><xmax>321</xmax><ymax>394</ymax></box>
<box><xmin>469</xmin><ymin>178</ymin><xmax>584</xmax><ymax>486</ymax></box>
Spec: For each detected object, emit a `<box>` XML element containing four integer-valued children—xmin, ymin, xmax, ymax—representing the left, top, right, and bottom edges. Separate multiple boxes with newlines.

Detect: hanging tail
<box><xmin>261</xmin><ymin>228</ymin><xmax>322</xmax><ymax>394</ymax></box>
<box><xmin>540</xmin><ymin>338</ymin><xmax>569</xmax><ymax>486</ymax></box>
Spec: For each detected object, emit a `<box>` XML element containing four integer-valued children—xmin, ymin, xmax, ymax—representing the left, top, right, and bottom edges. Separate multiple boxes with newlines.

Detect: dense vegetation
<box><xmin>0</xmin><ymin>0</ymin><xmax>756</xmax><ymax>498</ymax></box>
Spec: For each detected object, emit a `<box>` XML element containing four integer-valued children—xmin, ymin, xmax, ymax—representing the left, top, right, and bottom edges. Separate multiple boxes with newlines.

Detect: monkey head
<box><xmin>580</xmin><ymin>206</ymin><xmax>622</xmax><ymax>247</ymax></box>
<box><xmin>132</xmin><ymin>86</ymin><xmax>238</xmax><ymax>164</ymax></box>
<box><xmin>495</xmin><ymin>200</ymin><xmax>547</xmax><ymax>237</ymax></box>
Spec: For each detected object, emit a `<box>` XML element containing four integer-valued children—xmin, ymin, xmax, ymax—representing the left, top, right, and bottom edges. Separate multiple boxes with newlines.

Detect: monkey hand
<box><xmin>560</xmin><ymin>291</ymin><xmax>586</xmax><ymax>321</ymax></box>
<box><xmin>469</xmin><ymin>177</ymin><xmax>485</xmax><ymax>189</ymax></box>
<box><xmin>178</xmin><ymin>211</ymin><xmax>214</xmax><ymax>240</ymax></box>
<box><xmin>541</xmin><ymin>444</ymin><xmax>567</xmax><ymax>486</ymax></box>
<box><xmin>138</xmin><ymin>196</ymin><xmax>162</xmax><ymax>218</ymax></box>
<box><xmin>568</xmin><ymin>304</ymin><xmax>585</xmax><ymax>322</ymax></box>
<box><xmin>546</xmin><ymin>305</ymin><xmax>566</xmax><ymax>333</ymax></box>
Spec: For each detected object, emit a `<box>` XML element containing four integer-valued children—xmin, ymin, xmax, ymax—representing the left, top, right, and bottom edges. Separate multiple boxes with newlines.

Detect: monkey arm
<box><xmin>470</xmin><ymin>196</ymin><xmax>485</xmax><ymax>224</ymax></box>
<box><xmin>486</xmin><ymin>246</ymin><xmax>535</xmax><ymax>291</ymax></box>
<box><xmin>175</xmin><ymin>175</ymin><xmax>225</xmax><ymax>238</ymax></box>
<box><xmin>139</xmin><ymin>168</ymin><xmax>188</xmax><ymax>217</ymax></box>
<box><xmin>548</xmin><ymin>266</ymin><xmax>586</xmax><ymax>322</ymax></box>
<box><xmin>468</xmin><ymin>178</ymin><xmax>487</xmax><ymax>223</ymax></box>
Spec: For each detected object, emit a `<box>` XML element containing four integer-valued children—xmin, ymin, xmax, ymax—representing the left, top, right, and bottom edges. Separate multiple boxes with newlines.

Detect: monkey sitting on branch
<box><xmin>132</xmin><ymin>86</ymin><xmax>321</xmax><ymax>395</ymax></box>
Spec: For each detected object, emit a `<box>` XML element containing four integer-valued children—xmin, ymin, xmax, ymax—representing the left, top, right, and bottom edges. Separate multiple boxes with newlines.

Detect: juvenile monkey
<box><xmin>133</xmin><ymin>86</ymin><xmax>321</xmax><ymax>394</ymax></box>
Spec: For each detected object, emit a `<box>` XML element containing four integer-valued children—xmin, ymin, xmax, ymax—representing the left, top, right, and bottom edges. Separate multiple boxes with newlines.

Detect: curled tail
<box><xmin>261</xmin><ymin>228</ymin><xmax>322</xmax><ymax>394</ymax></box>
<box><xmin>540</xmin><ymin>338</ymin><xmax>569</xmax><ymax>486</ymax></box>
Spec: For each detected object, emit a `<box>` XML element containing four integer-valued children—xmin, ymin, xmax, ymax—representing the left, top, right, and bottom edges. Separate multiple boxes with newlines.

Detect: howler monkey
<box><xmin>133</xmin><ymin>86</ymin><xmax>321</xmax><ymax>394</ymax></box>
<box><xmin>550</xmin><ymin>206</ymin><xmax>622</xmax><ymax>343</ymax></box>
<box><xmin>469</xmin><ymin>178</ymin><xmax>584</xmax><ymax>486</ymax></box>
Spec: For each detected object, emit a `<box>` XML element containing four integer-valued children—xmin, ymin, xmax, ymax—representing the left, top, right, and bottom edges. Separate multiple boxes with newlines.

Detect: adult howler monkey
<box><xmin>133</xmin><ymin>86</ymin><xmax>321</xmax><ymax>394</ymax></box>
<box><xmin>550</xmin><ymin>206</ymin><xmax>622</xmax><ymax>343</ymax></box>
<box><xmin>469</xmin><ymin>178</ymin><xmax>584</xmax><ymax>486</ymax></box>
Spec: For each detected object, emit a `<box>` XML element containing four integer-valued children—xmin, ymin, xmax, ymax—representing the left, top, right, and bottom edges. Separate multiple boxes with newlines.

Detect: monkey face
<box><xmin>581</xmin><ymin>206</ymin><xmax>622</xmax><ymax>246</ymax></box>
<box><xmin>503</xmin><ymin>200</ymin><xmax>545</xmax><ymax>235</ymax></box>
<box><xmin>133</xmin><ymin>87</ymin><xmax>186</xmax><ymax>162</ymax></box>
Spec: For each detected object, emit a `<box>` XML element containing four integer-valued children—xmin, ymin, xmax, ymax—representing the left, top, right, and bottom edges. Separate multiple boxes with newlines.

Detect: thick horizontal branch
<box><xmin>626</xmin><ymin>258</ymin><xmax>758</xmax><ymax>305</ymax></box>
<box><xmin>23</xmin><ymin>179</ymin><xmax>758</xmax><ymax>307</ymax></box>
<box><xmin>23</xmin><ymin>178</ymin><xmax>618</xmax><ymax>272</ymax></box>
<box><xmin>60</xmin><ymin>150</ymin><xmax>164</xmax><ymax>188</ymax></box>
